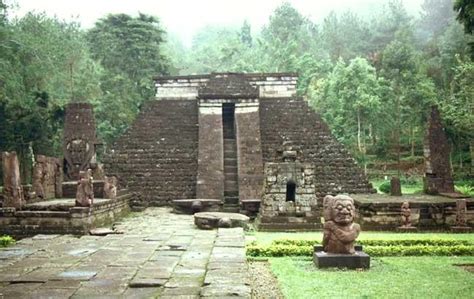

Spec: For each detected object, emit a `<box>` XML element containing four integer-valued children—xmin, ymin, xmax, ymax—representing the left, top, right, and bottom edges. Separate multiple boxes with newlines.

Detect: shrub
<box><xmin>378</xmin><ymin>180</ymin><xmax>391</xmax><ymax>193</ymax></box>
<box><xmin>246</xmin><ymin>244</ymin><xmax>474</xmax><ymax>257</ymax></box>
<box><xmin>0</xmin><ymin>235</ymin><xmax>15</xmax><ymax>247</ymax></box>
<box><xmin>271</xmin><ymin>239</ymin><xmax>472</xmax><ymax>247</ymax></box>
<box><xmin>455</xmin><ymin>185</ymin><xmax>474</xmax><ymax>197</ymax></box>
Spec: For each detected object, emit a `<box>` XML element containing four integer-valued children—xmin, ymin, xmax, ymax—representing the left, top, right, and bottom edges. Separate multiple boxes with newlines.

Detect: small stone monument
<box><xmin>1</xmin><ymin>151</ymin><xmax>24</xmax><ymax>209</ymax></box>
<box><xmin>314</xmin><ymin>195</ymin><xmax>370</xmax><ymax>269</ymax></box>
<box><xmin>451</xmin><ymin>199</ymin><xmax>471</xmax><ymax>232</ymax></box>
<box><xmin>103</xmin><ymin>175</ymin><xmax>117</xmax><ymax>199</ymax></box>
<box><xmin>32</xmin><ymin>155</ymin><xmax>63</xmax><ymax>200</ymax></box>
<box><xmin>397</xmin><ymin>201</ymin><xmax>417</xmax><ymax>231</ymax></box>
<box><xmin>423</xmin><ymin>106</ymin><xmax>454</xmax><ymax>194</ymax></box>
<box><xmin>390</xmin><ymin>177</ymin><xmax>402</xmax><ymax>196</ymax></box>
<box><xmin>75</xmin><ymin>169</ymin><xmax>94</xmax><ymax>207</ymax></box>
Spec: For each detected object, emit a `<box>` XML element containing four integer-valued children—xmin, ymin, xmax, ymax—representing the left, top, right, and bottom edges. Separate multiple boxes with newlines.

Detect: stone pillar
<box><xmin>32</xmin><ymin>155</ymin><xmax>63</xmax><ymax>200</ymax></box>
<box><xmin>2</xmin><ymin>151</ymin><xmax>24</xmax><ymax>209</ymax></box>
<box><xmin>235</xmin><ymin>102</ymin><xmax>264</xmax><ymax>200</ymax></box>
<box><xmin>63</xmin><ymin>102</ymin><xmax>99</xmax><ymax>181</ymax></box>
<box><xmin>423</xmin><ymin>106</ymin><xmax>454</xmax><ymax>194</ymax></box>
<box><xmin>390</xmin><ymin>177</ymin><xmax>402</xmax><ymax>196</ymax></box>
<box><xmin>196</xmin><ymin>103</ymin><xmax>224</xmax><ymax>199</ymax></box>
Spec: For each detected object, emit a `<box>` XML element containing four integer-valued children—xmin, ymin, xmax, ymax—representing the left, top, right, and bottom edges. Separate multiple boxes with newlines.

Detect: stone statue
<box><xmin>103</xmin><ymin>175</ymin><xmax>117</xmax><ymax>199</ymax></box>
<box><xmin>400</xmin><ymin>201</ymin><xmax>412</xmax><ymax>227</ymax></box>
<box><xmin>322</xmin><ymin>195</ymin><xmax>360</xmax><ymax>254</ymax></box>
<box><xmin>32</xmin><ymin>161</ymin><xmax>45</xmax><ymax>199</ymax></box>
<box><xmin>2</xmin><ymin>151</ymin><xmax>24</xmax><ymax>209</ymax></box>
<box><xmin>455</xmin><ymin>199</ymin><xmax>467</xmax><ymax>227</ymax></box>
<box><xmin>75</xmin><ymin>169</ymin><xmax>94</xmax><ymax>207</ymax></box>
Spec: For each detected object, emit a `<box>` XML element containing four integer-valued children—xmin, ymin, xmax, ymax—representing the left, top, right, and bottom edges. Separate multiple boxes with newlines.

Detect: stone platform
<box><xmin>313</xmin><ymin>245</ymin><xmax>370</xmax><ymax>269</ymax></box>
<box><xmin>0</xmin><ymin>208</ymin><xmax>250</xmax><ymax>298</ymax></box>
<box><xmin>194</xmin><ymin>212</ymin><xmax>249</xmax><ymax>229</ymax></box>
<box><xmin>352</xmin><ymin>193</ymin><xmax>474</xmax><ymax>230</ymax></box>
<box><xmin>0</xmin><ymin>191</ymin><xmax>132</xmax><ymax>237</ymax></box>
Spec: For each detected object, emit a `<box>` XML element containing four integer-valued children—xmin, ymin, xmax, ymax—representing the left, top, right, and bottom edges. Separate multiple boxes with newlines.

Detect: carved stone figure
<box><xmin>322</xmin><ymin>195</ymin><xmax>360</xmax><ymax>254</ymax></box>
<box><xmin>455</xmin><ymin>199</ymin><xmax>467</xmax><ymax>227</ymax></box>
<box><xmin>75</xmin><ymin>169</ymin><xmax>94</xmax><ymax>207</ymax></box>
<box><xmin>32</xmin><ymin>160</ymin><xmax>46</xmax><ymax>199</ymax></box>
<box><xmin>2</xmin><ymin>151</ymin><xmax>24</xmax><ymax>209</ymax></box>
<box><xmin>400</xmin><ymin>201</ymin><xmax>412</xmax><ymax>227</ymax></box>
<box><xmin>103</xmin><ymin>176</ymin><xmax>117</xmax><ymax>199</ymax></box>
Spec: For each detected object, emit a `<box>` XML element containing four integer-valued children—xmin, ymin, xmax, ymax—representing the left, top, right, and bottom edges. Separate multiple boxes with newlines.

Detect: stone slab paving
<box><xmin>0</xmin><ymin>208</ymin><xmax>250</xmax><ymax>298</ymax></box>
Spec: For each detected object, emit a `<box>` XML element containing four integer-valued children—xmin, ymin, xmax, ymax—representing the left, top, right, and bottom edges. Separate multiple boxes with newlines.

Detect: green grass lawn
<box><xmin>269</xmin><ymin>256</ymin><xmax>474</xmax><ymax>299</ymax></box>
<box><xmin>248</xmin><ymin>232</ymin><xmax>474</xmax><ymax>298</ymax></box>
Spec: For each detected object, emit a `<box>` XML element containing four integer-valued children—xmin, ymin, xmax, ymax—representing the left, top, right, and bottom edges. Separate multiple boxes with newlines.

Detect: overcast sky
<box><xmin>8</xmin><ymin>0</ymin><xmax>424</xmax><ymax>46</ymax></box>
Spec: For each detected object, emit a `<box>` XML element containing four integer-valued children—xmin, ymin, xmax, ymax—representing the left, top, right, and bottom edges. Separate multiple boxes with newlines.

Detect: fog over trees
<box><xmin>0</xmin><ymin>0</ymin><xmax>472</xmax><ymax>178</ymax></box>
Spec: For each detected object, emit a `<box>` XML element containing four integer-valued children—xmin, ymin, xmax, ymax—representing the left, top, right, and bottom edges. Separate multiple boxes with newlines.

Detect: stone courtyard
<box><xmin>0</xmin><ymin>208</ymin><xmax>250</xmax><ymax>298</ymax></box>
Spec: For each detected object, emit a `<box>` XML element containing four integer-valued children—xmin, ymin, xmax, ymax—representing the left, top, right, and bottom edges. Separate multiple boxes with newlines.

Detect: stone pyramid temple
<box><xmin>104</xmin><ymin>72</ymin><xmax>374</xmax><ymax>227</ymax></box>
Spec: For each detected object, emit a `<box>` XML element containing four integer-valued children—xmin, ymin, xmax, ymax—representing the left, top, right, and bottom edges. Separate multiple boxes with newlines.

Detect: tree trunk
<box><xmin>357</xmin><ymin>109</ymin><xmax>362</xmax><ymax>153</ymax></box>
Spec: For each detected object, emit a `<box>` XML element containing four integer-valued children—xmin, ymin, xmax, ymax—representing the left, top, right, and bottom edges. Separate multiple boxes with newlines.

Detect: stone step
<box><xmin>222</xmin><ymin>206</ymin><xmax>240</xmax><ymax>213</ymax></box>
<box><xmin>224</xmin><ymin>158</ymin><xmax>237</xmax><ymax>166</ymax></box>
<box><xmin>224</xmin><ymin>191</ymin><xmax>239</xmax><ymax>197</ymax></box>
<box><xmin>224</xmin><ymin>180</ymin><xmax>238</xmax><ymax>191</ymax></box>
<box><xmin>224</xmin><ymin>196</ymin><xmax>239</xmax><ymax>205</ymax></box>
<box><xmin>224</xmin><ymin>165</ymin><xmax>237</xmax><ymax>173</ymax></box>
<box><xmin>224</xmin><ymin>173</ymin><xmax>238</xmax><ymax>181</ymax></box>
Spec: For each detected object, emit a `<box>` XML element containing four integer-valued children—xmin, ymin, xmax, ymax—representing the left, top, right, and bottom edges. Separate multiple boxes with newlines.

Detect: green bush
<box><xmin>246</xmin><ymin>243</ymin><xmax>474</xmax><ymax>257</ymax></box>
<box><xmin>272</xmin><ymin>238</ymin><xmax>472</xmax><ymax>247</ymax></box>
<box><xmin>378</xmin><ymin>180</ymin><xmax>391</xmax><ymax>193</ymax></box>
<box><xmin>0</xmin><ymin>235</ymin><xmax>15</xmax><ymax>247</ymax></box>
<box><xmin>455</xmin><ymin>185</ymin><xmax>474</xmax><ymax>196</ymax></box>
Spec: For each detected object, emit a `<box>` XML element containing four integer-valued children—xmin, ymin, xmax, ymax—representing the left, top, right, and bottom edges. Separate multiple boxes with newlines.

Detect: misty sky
<box><xmin>8</xmin><ymin>0</ymin><xmax>425</xmax><ymax>46</ymax></box>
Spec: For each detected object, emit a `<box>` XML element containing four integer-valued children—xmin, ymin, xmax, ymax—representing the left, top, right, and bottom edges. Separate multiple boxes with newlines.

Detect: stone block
<box><xmin>313</xmin><ymin>249</ymin><xmax>370</xmax><ymax>269</ymax></box>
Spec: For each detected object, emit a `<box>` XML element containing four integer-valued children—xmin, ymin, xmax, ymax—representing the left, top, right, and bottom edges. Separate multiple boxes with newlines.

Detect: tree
<box><xmin>86</xmin><ymin>13</ymin><xmax>169</xmax><ymax>144</ymax></box>
<box><xmin>454</xmin><ymin>0</ymin><xmax>474</xmax><ymax>57</ymax></box>
<box><xmin>310</xmin><ymin>57</ymin><xmax>382</xmax><ymax>167</ymax></box>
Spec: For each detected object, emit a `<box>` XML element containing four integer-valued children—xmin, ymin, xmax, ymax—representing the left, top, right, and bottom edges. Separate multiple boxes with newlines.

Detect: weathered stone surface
<box><xmin>314</xmin><ymin>247</ymin><xmax>370</xmax><ymax>269</ymax></box>
<box><xmin>423</xmin><ymin>106</ymin><xmax>454</xmax><ymax>194</ymax></box>
<box><xmin>390</xmin><ymin>177</ymin><xmax>402</xmax><ymax>196</ymax></box>
<box><xmin>1</xmin><ymin>151</ymin><xmax>24</xmax><ymax>209</ymax></box>
<box><xmin>194</xmin><ymin>212</ymin><xmax>249</xmax><ymax>229</ymax></box>
<box><xmin>75</xmin><ymin>169</ymin><xmax>94</xmax><ymax>207</ymax></box>
<box><xmin>400</xmin><ymin>201</ymin><xmax>412</xmax><ymax>228</ymax></box>
<box><xmin>103</xmin><ymin>175</ymin><xmax>117</xmax><ymax>199</ymax></box>
<box><xmin>63</xmin><ymin>102</ymin><xmax>100</xmax><ymax>181</ymax></box>
<box><xmin>322</xmin><ymin>195</ymin><xmax>360</xmax><ymax>254</ymax></box>
<box><xmin>32</xmin><ymin>155</ymin><xmax>63</xmax><ymax>200</ymax></box>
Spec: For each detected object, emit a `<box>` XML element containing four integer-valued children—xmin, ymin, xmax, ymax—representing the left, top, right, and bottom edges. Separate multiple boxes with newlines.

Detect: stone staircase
<box><xmin>222</xmin><ymin>105</ymin><xmax>239</xmax><ymax>212</ymax></box>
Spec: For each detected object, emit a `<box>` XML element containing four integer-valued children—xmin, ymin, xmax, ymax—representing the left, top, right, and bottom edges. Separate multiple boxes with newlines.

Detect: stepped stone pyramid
<box><xmin>104</xmin><ymin>72</ymin><xmax>375</xmax><ymax>209</ymax></box>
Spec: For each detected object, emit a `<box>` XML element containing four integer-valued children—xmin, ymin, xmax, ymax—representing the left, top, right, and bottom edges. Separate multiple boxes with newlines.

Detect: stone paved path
<box><xmin>0</xmin><ymin>208</ymin><xmax>250</xmax><ymax>298</ymax></box>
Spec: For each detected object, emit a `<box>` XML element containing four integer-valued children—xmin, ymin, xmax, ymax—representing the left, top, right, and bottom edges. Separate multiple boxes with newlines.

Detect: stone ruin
<box><xmin>63</xmin><ymin>102</ymin><xmax>100</xmax><ymax>181</ymax></box>
<box><xmin>423</xmin><ymin>106</ymin><xmax>454</xmax><ymax>194</ymax></box>
<box><xmin>1</xmin><ymin>152</ymin><xmax>24</xmax><ymax>209</ymax></box>
<box><xmin>32</xmin><ymin>155</ymin><xmax>62</xmax><ymax>200</ymax></box>
<box><xmin>104</xmin><ymin>72</ymin><xmax>375</xmax><ymax>228</ymax></box>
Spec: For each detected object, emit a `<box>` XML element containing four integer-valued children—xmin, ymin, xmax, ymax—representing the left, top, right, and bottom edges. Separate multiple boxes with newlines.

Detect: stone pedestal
<box><xmin>313</xmin><ymin>245</ymin><xmax>370</xmax><ymax>269</ymax></box>
<box><xmin>451</xmin><ymin>226</ymin><xmax>472</xmax><ymax>233</ymax></box>
<box><xmin>390</xmin><ymin>177</ymin><xmax>402</xmax><ymax>196</ymax></box>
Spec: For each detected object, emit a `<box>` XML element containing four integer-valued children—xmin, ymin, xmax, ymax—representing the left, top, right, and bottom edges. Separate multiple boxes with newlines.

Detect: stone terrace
<box><xmin>0</xmin><ymin>208</ymin><xmax>250</xmax><ymax>298</ymax></box>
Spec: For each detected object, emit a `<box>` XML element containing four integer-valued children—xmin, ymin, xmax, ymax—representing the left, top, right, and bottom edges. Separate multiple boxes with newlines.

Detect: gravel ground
<box><xmin>249</xmin><ymin>260</ymin><xmax>285</xmax><ymax>299</ymax></box>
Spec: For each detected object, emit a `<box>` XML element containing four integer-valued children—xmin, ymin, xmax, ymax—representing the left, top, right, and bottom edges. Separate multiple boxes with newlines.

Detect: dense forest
<box><xmin>0</xmin><ymin>0</ymin><xmax>473</xmax><ymax>181</ymax></box>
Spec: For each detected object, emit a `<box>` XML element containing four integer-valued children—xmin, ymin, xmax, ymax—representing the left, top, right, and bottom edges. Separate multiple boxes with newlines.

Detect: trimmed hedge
<box><xmin>272</xmin><ymin>239</ymin><xmax>472</xmax><ymax>247</ymax></box>
<box><xmin>246</xmin><ymin>244</ymin><xmax>474</xmax><ymax>257</ymax></box>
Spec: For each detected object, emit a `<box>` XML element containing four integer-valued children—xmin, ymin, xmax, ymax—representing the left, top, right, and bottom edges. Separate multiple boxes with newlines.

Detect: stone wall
<box><xmin>235</xmin><ymin>102</ymin><xmax>264</xmax><ymax>200</ymax></box>
<box><xmin>32</xmin><ymin>155</ymin><xmax>62</xmax><ymax>199</ymax></box>
<box><xmin>196</xmin><ymin>103</ymin><xmax>224</xmax><ymax>199</ymax></box>
<box><xmin>0</xmin><ymin>193</ymin><xmax>132</xmax><ymax>236</ymax></box>
<box><xmin>104</xmin><ymin>100</ymin><xmax>199</xmax><ymax>206</ymax></box>
<box><xmin>259</xmin><ymin>97</ymin><xmax>375</xmax><ymax>200</ymax></box>
<box><xmin>154</xmin><ymin>73</ymin><xmax>297</xmax><ymax>100</ymax></box>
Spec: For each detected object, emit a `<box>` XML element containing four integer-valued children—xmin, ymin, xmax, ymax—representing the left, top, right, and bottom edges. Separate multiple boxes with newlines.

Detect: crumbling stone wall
<box><xmin>260</xmin><ymin>97</ymin><xmax>375</xmax><ymax>199</ymax></box>
<box><xmin>104</xmin><ymin>100</ymin><xmax>199</xmax><ymax>205</ymax></box>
